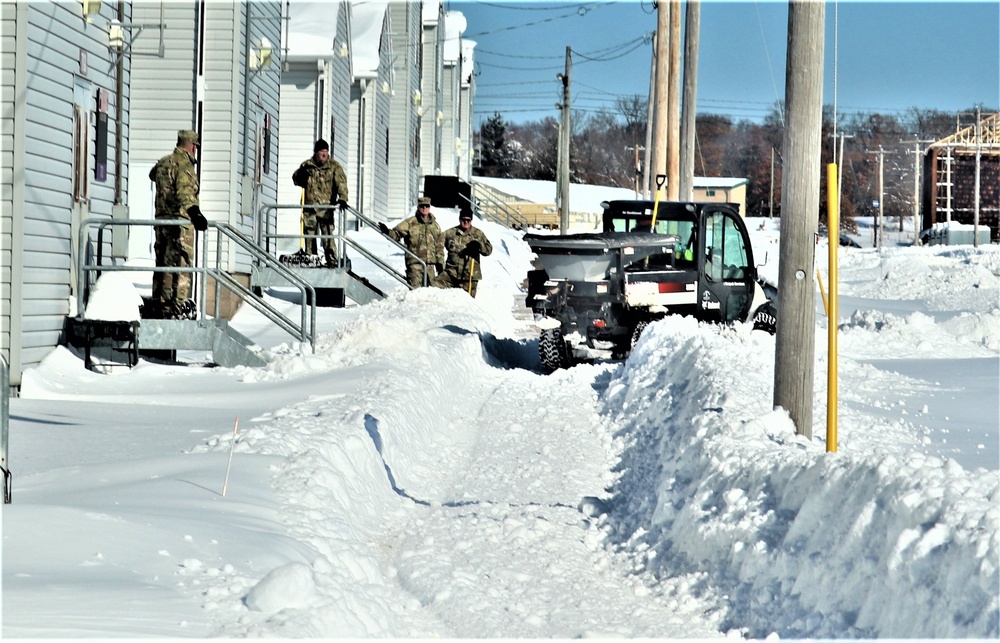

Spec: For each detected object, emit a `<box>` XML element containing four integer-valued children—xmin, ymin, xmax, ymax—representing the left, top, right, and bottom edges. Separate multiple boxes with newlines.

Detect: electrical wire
<box><xmin>754</xmin><ymin>1</ymin><xmax>784</xmax><ymax>127</ymax></box>
<box><xmin>464</xmin><ymin>1</ymin><xmax>616</xmax><ymax>38</ymax></box>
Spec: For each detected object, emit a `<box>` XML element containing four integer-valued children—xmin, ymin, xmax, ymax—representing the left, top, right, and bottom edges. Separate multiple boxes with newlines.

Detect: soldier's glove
<box><xmin>463</xmin><ymin>240</ymin><xmax>481</xmax><ymax>258</ymax></box>
<box><xmin>337</xmin><ymin>199</ymin><xmax>349</xmax><ymax>212</ymax></box>
<box><xmin>378</xmin><ymin>222</ymin><xmax>390</xmax><ymax>235</ymax></box>
<box><xmin>188</xmin><ymin>205</ymin><xmax>208</xmax><ymax>232</ymax></box>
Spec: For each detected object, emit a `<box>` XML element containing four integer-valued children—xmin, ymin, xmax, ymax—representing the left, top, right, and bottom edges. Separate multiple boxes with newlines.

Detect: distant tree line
<box><xmin>474</xmin><ymin>100</ymin><xmax>993</xmax><ymax>230</ymax></box>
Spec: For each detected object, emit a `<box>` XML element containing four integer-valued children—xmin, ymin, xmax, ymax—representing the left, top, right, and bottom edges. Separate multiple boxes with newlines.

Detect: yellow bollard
<box><xmin>826</xmin><ymin>163</ymin><xmax>840</xmax><ymax>453</ymax></box>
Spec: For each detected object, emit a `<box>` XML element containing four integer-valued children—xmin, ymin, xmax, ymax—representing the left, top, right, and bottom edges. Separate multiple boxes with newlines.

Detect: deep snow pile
<box><xmin>4</xmin><ymin>210</ymin><xmax>998</xmax><ymax>639</ymax></box>
<box><xmin>601</xmin><ymin>316</ymin><xmax>998</xmax><ymax>638</ymax></box>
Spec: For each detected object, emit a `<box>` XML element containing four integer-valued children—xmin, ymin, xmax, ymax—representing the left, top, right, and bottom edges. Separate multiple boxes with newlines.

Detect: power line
<box><xmin>463</xmin><ymin>1</ymin><xmax>616</xmax><ymax>38</ymax></box>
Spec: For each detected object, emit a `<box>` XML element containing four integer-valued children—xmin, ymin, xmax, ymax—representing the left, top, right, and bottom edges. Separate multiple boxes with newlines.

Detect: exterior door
<box><xmin>699</xmin><ymin>206</ymin><xmax>754</xmax><ymax>323</ymax></box>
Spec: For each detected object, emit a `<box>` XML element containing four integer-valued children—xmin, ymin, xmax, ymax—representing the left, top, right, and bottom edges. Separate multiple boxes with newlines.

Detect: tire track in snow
<box><xmin>386</xmin><ymin>361</ymin><xmax>726</xmax><ymax>638</ymax></box>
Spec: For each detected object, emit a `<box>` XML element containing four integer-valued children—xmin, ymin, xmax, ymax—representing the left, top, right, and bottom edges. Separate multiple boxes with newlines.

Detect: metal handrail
<box><xmin>213</xmin><ymin>222</ymin><xmax>317</xmax><ymax>349</ymax></box>
<box><xmin>1</xmin><ymin>352</ymin><xmax>10</xmax><ymax>503</ymax></box>
<box><xmin>77</xmin><ymin>217</ymin><xmax>317</xmax><ymax>352</ymax></box>
<box><xmin>256</xmin><ymin>203</ymin><xmax>429</xmax><ymax>288</ymax></box>
<box><xmin>463</xmin><ymin>188</ymin><xmax>528</xmax><ymax>230</ymax></box>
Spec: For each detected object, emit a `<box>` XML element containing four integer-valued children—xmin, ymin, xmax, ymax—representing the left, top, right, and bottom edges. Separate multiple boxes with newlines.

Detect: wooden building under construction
<box><xmin>921</xmin><ymin>112</ymin><xmax>999</xmax><ymax>241</ymax></box>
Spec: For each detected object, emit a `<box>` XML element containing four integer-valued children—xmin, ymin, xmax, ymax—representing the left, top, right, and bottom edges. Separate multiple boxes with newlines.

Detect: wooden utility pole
<box><xmin>666</xmin><ymin>0</ymin><xmax>681</xmax><ymax>200</ymax></box>
<box><xmin>865</xmin><ymin>146</ymin><xmax>888</xmax><ymax>248</ymax></box>
<box><xmin>773</xmin><ymin>0</ymin><xmax>824</xmax><ymax>440</ymax></box>
<box><xmin>974</xmin><ymin>106</ymin><xmax>982</xmax><ymax>248</ymax></box>
<box><xmin>769</xmin><ymin>147</ymin><xmax>775</xmax><ymax>218</ymax></box>
<box><xmin>650</xmin><ymin>0</ymin><xmax>669</xmax><ymax>198</ymax></box>
<box><xmin>912</xmin><ymin>141</ymin><xmax>922</xmax><ymax>243</ymax></box>
<box><xmin>679</xmin><ymin>0</ymin><xmax>699</xmax><ymax>201</ymax></box>
<box><xmin>643</xmin><ymin>33</ymin><xmax>656</xmax><ymax>199</ymax></box>
<box><xmin>558</xmin><ymin>47</ymin><xmax>571</xmax><ymax>233</ymax></box>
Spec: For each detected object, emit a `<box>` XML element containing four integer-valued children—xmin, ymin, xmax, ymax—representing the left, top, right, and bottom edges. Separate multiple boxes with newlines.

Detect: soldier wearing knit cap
<box><xmin>292</xmin><ymin>138</ymin><xmax>350</xmax><ymax>267</ymax></box>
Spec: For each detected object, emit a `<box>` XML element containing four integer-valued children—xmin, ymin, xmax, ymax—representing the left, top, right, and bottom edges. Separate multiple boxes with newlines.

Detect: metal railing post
<box><xmin>2</xmin><ymin>352</ymin><xmax>10</xmax><ymax>503</ymax></box>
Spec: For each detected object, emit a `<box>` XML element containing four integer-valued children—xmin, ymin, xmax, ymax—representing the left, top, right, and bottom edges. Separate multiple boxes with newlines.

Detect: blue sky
<box><xmin>449</xmin><ymin>1</ymin><xmax>1000</xmax><ymax>126</ymax></box>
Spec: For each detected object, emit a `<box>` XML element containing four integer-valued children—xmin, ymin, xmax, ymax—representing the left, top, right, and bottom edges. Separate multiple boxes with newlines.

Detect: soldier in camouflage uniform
<box><xmin>292</xmin><ymin>139</ymin><xmax>350</xmax><ymax>268</ymax></box>
<box><xmin>377</xmin><ymin>196</ymin><xmax>444</xmax><ymax>287</ymax></box>
<box><xmin>149</xmin><ymin>129</ymin><xmax>207</xmax><ymax>319</ymax></box>
<box><xmin>436</xmin><ymin>207</ymin><xmax>493</xmax><ymax>298</ymax></box>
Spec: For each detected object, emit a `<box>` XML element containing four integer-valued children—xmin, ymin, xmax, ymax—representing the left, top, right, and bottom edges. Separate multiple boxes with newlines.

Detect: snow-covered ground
<box><xmin>2</xmin><ymin>200</ymin><xmax>997</xmax><ymax>639</ymax></box>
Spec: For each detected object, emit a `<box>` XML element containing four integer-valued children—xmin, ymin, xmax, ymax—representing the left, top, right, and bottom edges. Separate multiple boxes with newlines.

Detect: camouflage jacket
<box><xmin>149</xmin><ymin>147</ymin><xmax>199</xmax><ymax>219</ymax></box>
<box><xmin>442</xmin><ymin>225</ymin><xmax>493</xmax><ymax>281</ymax></box>
<box><xmin>389</xmin><ymin>213</ymin><xmax>445</xmax><ymax>265</ymax></box>
<box><xmin>292</xmin><ymin>157</ymin><xmax>349</xmax><ymax>212</ymax></box>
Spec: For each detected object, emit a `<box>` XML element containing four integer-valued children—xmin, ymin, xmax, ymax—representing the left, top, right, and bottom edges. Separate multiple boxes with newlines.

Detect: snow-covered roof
<box><xmin>422</xmin><ymin>0</ymin><xmax>442</xmax><ymax>25</ymax></box>
<box><xmin>474</xmin><ymin>176</ymin><xmax>750</xmax><ymax>212</ymax></box>
<box><xmin>287</xmin><ymin>1</ymin><xmax>340</xmax><ymax>59</ymax></box>
<box><xmin>696</xmin><ymin>176</ymin><xmax>748</xmax><ymax>188</ymax></box>
<box><xmin>351</xmin><ymin>1</ymin><xmax>388</xmax><ymax>76</ymax></box>
<box><xmin>474</xmin><ymin>177</ymin><xmax>637</xmax><ymax>213</ymax></box>
<box><xmin>443</xmin><ymin>10</ymin><xmax>466</xmax><ymax>63</ymax></box>
<box><xmin>461</xmin><ymin>39</ymin><xmax>476</xmax><ymax>87</ymax></box>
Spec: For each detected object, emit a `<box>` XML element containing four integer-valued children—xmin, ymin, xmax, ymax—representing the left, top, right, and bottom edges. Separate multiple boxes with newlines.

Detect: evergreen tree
<box><xmin>477</xmin><ymin>112</ymin><xmax>515</xmax><ymax>178</ymax></box>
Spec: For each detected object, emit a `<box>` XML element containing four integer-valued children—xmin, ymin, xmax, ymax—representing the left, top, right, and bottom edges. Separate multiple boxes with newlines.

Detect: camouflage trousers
<box><xmin>404</xmin><ymin>260</ymin><xmax>439</xmax><ymax>288</ymax></box>
<box><xmin>435</xmin><ymin>271</ymin><xmax>480</xmax><ymax>298</ymax></box>
<box><xmin>302</xmin><ymin>209</ymin><xmax>337</xmax><ymax>266</ymax></box>
<box><xmin>153</xmin><ymin>219</ymin><xmax>194</xmax><ymax>304</ymax></box>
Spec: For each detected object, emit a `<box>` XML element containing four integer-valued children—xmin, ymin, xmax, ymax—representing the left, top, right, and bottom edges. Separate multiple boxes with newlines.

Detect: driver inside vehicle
<box><xmin>675</xmin><ymin>227</ymin><xmax>695</xmax><ymax>264</ymax></box>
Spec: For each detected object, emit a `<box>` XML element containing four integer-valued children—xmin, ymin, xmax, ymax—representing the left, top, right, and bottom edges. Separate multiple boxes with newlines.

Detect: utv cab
<box><xmin>524</xmin><ymin>200</ymin><xmax>776</xmax><ymax>373</ymax></box>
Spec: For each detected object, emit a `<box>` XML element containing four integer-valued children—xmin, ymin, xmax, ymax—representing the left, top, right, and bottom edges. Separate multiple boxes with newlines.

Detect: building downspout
<box><xmin>114</xmin><ymin>0</ymin><xmax>125</xmax><ymax>205</ymax></box>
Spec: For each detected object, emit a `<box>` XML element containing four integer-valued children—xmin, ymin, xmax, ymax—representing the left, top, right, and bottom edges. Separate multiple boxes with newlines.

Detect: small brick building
<box><xmin>921</xmin><ymin>112</ymin><xmax>999</xmax><ymax>241</ymax></box>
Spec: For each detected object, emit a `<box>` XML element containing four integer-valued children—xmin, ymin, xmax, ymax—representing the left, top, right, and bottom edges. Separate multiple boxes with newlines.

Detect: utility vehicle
<box><xmin>524</xmin><ymin>200</ymin><xmax>776</xmax><ymax>373</ymax></box>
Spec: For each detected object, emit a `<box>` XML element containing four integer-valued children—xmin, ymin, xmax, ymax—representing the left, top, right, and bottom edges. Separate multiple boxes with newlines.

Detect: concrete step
<box><xmin>138</xmin><ymin>319</ymin><xmax>267</xmax><ymax>368</ymax></box>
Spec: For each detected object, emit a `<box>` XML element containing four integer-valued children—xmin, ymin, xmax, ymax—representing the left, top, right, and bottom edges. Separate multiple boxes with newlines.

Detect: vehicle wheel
<box><xmin>539</xmin><ymin>328</ymin><xmax>572</xmax><ymax>373</ymax></box>
<box><xmin>752</xmin><ymin>301</ymin><xmax>777</xmax><ymax>335</ymax></box>
<box><xmin>631</xmin><ymin>320</ymin><xmax>650</xmax><ymax>350</ymax></box>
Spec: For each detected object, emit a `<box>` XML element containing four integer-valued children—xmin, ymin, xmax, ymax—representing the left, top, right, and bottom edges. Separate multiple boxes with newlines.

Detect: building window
<box><xmin>706</xmin><ymin>189</ymin><xmax>716</xmax><ymax>197</ymax></box>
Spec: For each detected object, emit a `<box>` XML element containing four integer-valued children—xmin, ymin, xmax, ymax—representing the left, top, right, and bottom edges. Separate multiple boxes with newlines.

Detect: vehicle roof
<box><xmin>601</xmin><ymin>200</ymin><xmax>739</xmax><ymax>220</ymax></box>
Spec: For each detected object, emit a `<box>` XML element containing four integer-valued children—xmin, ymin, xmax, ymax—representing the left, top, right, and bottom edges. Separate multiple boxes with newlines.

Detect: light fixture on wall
<box><xmin>108</xmin><ymin>19</ymin><xmax>125</xmax><ymax>50</ymax></box>
<box><xmin>436</xmin><ymin>111</ymin><xmax>444</xmax><ymax>127</ymax></box>
<box><xmin>380</xmin><ymin>81</ymin><xmax>391</xmax><ymax>94</ymax></box>
<box><xmin>83</xmin><ymin>0</ymin><xmax>102</xmax><ymax>21</ymax></box>
<box><xmin>412</xmin><ymin>90</ymin><xmax>422</xmax><ymax>107</ymax></box>
<box><xmin>250</xmin><ymin>37</ymin><xmax>273</xmax><ymax>70</ymax></box>
<box><xmin>337</xmin><ymin>42</ymin><xmax>349</xmax><ymax>58</ymax></box>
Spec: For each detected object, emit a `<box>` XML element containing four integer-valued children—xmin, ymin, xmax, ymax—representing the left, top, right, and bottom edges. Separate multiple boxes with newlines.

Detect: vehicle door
<box><xmin>698</xmin><ymin>206</ymin><xmax>755</xmax><ymax>323</ymax></box>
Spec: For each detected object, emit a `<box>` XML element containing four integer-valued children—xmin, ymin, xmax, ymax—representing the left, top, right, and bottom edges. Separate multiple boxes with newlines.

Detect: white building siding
<box><xmin>371</xmin><ymin>15</ymin><xmax>391</xmax><ymax>219</ymax></box>
<box><xmin>127</xmin><ymin>1</ymin><xmax>197</xmax><ymax>271</ymax></box>
<box><xmin>1</xmin><ymin>2</ymin><xmax>15</xmax><ymax>365</ymax></box>
<box><xmin>440</xmin><ymin>63</ymin><xmax>457</xmax><ymax>176</ymax></box>
<box><xmin>349</xmin><ymin>5</ymin><xmax>391</xmax><ymax>219</ymax></box>
<box><xmin>277</xmin><ymin>64</ymin><xmax>321</xmax><ymax>254</ymax></box>
<box><xmin>385</xmin><ymin>1</ymin><xmax>420</xmax><ymax>220</ymax></box>
<box><xmin>130</xmin><ymin>1</ymin><xmax>282</xmax><ymax>277</ymax></box>
<box><xmin>419</xmin><ymin>7</ymin><xmax>444</xmax><ymax>180</ymax></box>
<box><xmin>329</xmin><ymin>1</ymin><xmax>351</xmax><ymax>169</ymax></box>
<box><xmin>3</xmin><ymin>1</ymin><xmax>129</xmax><ymax>386</ymax></box>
